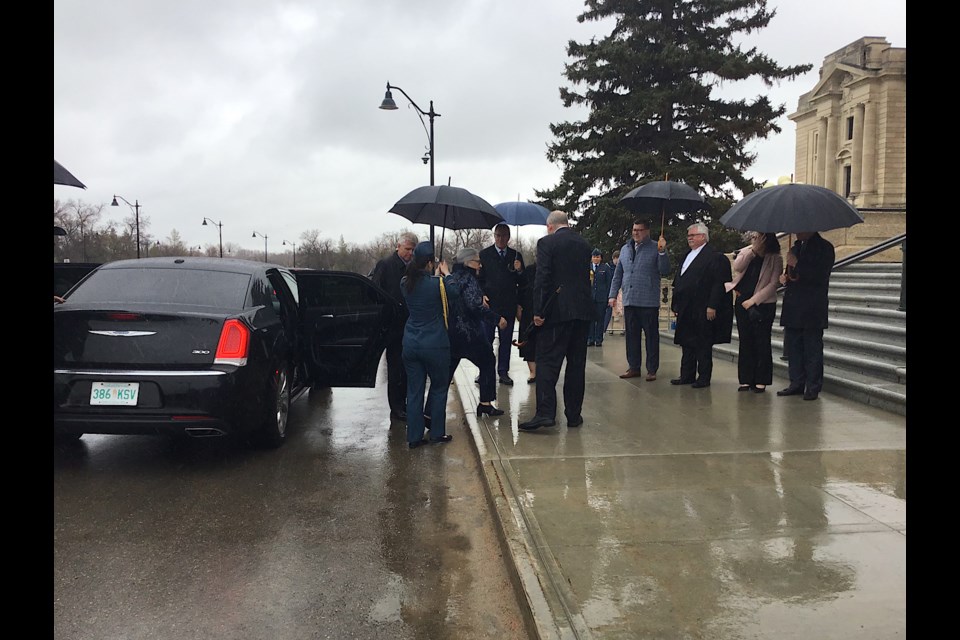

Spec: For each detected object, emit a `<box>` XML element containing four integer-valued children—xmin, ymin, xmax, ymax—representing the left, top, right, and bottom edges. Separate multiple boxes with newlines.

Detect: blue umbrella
<box><xmin>493</xmin><ymin>200</ymin><xmax>550</xmax><ymax>226</ymax></box>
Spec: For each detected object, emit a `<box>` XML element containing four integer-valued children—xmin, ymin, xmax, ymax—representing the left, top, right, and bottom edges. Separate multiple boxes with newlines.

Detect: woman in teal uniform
<box><xmin>400</xmin><ymin>241</ymin><xmax>459</xmax><ymax>449</ymax></box>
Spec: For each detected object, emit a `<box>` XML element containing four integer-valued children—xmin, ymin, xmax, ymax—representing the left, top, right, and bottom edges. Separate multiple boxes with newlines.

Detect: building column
<box><xmin>824</xmin><ymin>113</ymin><xmax>838</xmax><ymax>191</ymax></box>
<box><xmin>861</xmin><ymin>100</ymin><xmax>878</xmax><ymax>196</ymax></box>
<box><xmin>816</xmin><ymin>117</ymin><xmax>828</xmax><ymax>186</ymax></box>
<box><xmin>851</xmin><ymin>103</ymin><xmax>865</xmax><ymax>196</ymax></box>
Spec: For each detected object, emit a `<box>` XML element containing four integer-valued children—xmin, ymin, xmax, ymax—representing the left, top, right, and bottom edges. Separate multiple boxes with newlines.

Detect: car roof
<box><xmin>97</xmin><ymin>257</ymin><xmax>287</xmax><ymax>275</ymax></box>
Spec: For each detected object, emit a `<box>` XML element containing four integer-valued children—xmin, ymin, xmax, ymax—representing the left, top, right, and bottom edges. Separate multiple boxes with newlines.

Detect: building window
<box><xmin>846</xmin><ymin>116</ymin><xmax>854</xmax><ymax>140</ymax></box>
<box><xmin>843</xmin><ymin>165</ymin><xmax>852</xmax><ymax>197</ymax></box>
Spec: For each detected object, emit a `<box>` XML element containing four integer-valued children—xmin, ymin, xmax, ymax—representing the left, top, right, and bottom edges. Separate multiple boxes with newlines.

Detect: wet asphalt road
<box><xmin>53</xmin><ymin>368</ymin><xmax>530</xmax><ymax>640</ymax></box>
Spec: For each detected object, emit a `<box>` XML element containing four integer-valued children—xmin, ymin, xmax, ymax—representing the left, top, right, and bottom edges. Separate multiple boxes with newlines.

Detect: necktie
<box><xmin>499</xmin><ymin>249</ymin><xmax>505</xmax><ymax>259</ymax></box>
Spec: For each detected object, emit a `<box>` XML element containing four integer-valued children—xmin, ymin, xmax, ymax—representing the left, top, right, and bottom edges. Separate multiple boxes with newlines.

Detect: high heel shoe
<box><xmin>476</xmin><ymin>403</ymin><xmax>504</xmax><ymax>417</ymax></box>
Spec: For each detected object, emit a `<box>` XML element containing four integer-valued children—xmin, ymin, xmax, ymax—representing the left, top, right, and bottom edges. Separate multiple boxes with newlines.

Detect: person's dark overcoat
<box><xmin>533</xmin><ymin>227</ymin><xmax>593</xmax><ymax>325</ymax></box>
<box><xmin>671</xmin><ymin>243</ymin><xmax>733</xmax><ymax>346</ymax></box>
<box><xmin>779</xmin><ymin>232</ymin><xmax>834</xmax><ymax>330</ymax></box>
<box><xmin>478</xmin><ymin>244</ymin><xmax>525</xmax><ymax>316</ymax></box>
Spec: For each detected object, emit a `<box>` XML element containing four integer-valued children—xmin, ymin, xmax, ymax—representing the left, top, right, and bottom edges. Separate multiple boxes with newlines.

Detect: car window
<box><xmin>300</xmin><ymin>274</ymin><xmax>386</xmax><ymax>308</ymax></box>
<box><xmin>66</xmin><ymin>267</ymin><xmax>253</xmax><ymax>309</ymax></box>
<box><xmin>280</xmin><ymin>271</ymin><xmax>299</xmax><ymax>306</ymax></box>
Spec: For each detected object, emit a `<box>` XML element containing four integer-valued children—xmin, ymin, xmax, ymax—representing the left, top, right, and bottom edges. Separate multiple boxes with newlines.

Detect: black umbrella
<box><xmin>389</xmin><ymin>184</ymin><xmax>503</xmax><ymax>257</ymax></box>
<box><xmin>54</xmin><ymin>226</ymin><xmax>67</xmax><ymax>236</ymax></box>
<box><xmin>54</xmin><ymin>159</ymin><xmax>86</xmax><ymax>189</ymax></box>
<box><xmin>719</xmin><ymin>183</ymin><xmax>863</xmax><ymax>233</ymax></box>
<box><xmin>618</xmin><ymin>178</ymin><xmax>708</xmax><ymax>238</ymax></box>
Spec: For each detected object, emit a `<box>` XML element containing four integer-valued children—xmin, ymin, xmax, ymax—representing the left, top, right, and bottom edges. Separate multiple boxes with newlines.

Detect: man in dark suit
<box><xmin>370</xmin><ymin>231</ymin><xmax>418</xmax><ymax>420</ymax></box>
<box><xmin>776</xmin><ymin>231</ymin><xmax>835</xmax><ymax>401</ymax></box>
<box><xmin>478</xmin><ymin>223</ymin><xmax>525</xmax><ymax>385</ymax></box>
<box><xmin>670</xmin><ymin>222</ymin><xmax>733</xmax><ymax>388</ymax></box>
<box><xmin>587</xmin><ymin>248</ymin><xmax>614</xmax><ymax>346</ymax></box>
<box><xmin>519</xmin><ymin>211</ymin><xmax>593</xmax><ymax>431</ymax></box>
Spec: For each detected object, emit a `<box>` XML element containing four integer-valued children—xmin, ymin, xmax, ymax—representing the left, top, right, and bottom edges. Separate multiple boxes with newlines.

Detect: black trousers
<box><xmin>484</xmin><ymin>316</ymin><xmax>516</xmax><ymax>376</ymax></box>
<box><xmin>534</xmin><ymin>319</ymin><xmax>590</xmax><ymax>421</ymax></box>
<box><xmin>385</xmin><ymin>337</ymin><xmax>407</xmax><ymax>415</ymax></box>
<box><xmin>784</xmin><ymin>326</ymin><xmax>825</xmax><ymax>394</ymax></box>
<box><xmin>679</xmin><ymin>336</ymin><xmax>713</xmax><ymax>384</ymax></box>
<box><xmin>734</xmin><ymin>302</ymin><xmax>776</xmax><ymax>386</ymax></box>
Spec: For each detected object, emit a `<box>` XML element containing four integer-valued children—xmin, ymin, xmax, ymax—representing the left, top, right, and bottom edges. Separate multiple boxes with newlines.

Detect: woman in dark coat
<box><xmin>514</xmin><ymin>262</ymin><xmax>538</xmax><ymax>383</ymax></box>
<box><xmin>444</xmin><ymin>247</ymin><xmax>507</xmax><ymax>416</ymax></box>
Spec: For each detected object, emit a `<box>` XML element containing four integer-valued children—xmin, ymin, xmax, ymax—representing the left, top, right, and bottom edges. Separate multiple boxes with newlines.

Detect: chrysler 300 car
<box><xmin>53</xmin><ymin>257</ymin><xmax>401</xmax><ymax>448</ymax></box>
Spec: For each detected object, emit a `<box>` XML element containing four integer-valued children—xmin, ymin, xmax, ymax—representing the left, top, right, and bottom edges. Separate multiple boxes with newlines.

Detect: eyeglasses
<box><xmin>687</xmin><ymin>233</ymin><xmax>704</xmax><ymax>238</ymax></box>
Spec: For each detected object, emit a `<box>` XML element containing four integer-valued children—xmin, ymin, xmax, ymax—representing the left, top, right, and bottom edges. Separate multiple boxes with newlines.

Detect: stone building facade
<box><xmin>787</xmin><ymin>37</ymin><xmax>906</xmax><ymax>259</ymax></box>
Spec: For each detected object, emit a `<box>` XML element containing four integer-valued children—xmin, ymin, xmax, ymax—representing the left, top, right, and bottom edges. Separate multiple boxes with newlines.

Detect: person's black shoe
<box><xmin>499</xmin><ymin>375</ymin><xmax>514</xmax><ymax>386</ymax></box>
<box><xmin>777</xmin><ymin>386</ymin><xmax>803</xmax><ymax>397</ymax></box>
<box><xmin>429</xmin><ymin>434</ymin><xmax>453</xmax><ymax>444</ymax></box>
<box><xmin>691</xmin><ymin>380</ymin><xmax>711</xmax><ymax>388</ymax></box>
<box><xmin>408</xmin><ymin>440</ymin><xmax>427</xmax><ymax>449</ymax></box>
<box><xmin>518</xmin><ymin>416</ymin><xmax>556</xmax><ymax>431</ymax></box>
<box><xmin>670</xmin><ymin>378</ymin><xmax>695</xmax><ymax>385</ymax></box>
<box><xmin>567</xmin><ymin>416</ymin><xmax>584</xmax><ymax>428</ymax></box>
<box><xmin>390</xmin><ymin>410</ymin><xmax>408</xmax><ymax>421</ymax></box>
<box><xmin>474</xmin><ymin>375</ymin><xmax>480</xmax><ymax>384</ymax></box>
<box><xmin>803</xmin><ymin>390</ymin><xmax>819</xmax><ymax>401</ymax></box>
<box><xmin>477</xmin><ymin>403</ymin><xmax>505</xmax><ymax>417</ymax></box>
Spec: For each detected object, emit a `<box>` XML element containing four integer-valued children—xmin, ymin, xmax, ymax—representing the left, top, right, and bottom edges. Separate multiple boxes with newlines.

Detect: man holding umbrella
<box><xmin>479</xmin><ymin>223</ymin><xmax>525</xmax><ymax>385</ymax></box>
<box><xmin>608</xmin><ymin>219</ymin><xmax>671</xmax><ymax>379</ymax></box>
<box><xmin>776</xmin><ymin>231</ymin><xmax>835</xmax><ymax>401</ymax></box>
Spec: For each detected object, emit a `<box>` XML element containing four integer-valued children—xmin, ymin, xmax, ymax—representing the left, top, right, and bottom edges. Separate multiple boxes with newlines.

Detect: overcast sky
<box><xmin>54</xmin><ymin>0</ymin><xmax>906</xmax><ymax>253</ymax></box>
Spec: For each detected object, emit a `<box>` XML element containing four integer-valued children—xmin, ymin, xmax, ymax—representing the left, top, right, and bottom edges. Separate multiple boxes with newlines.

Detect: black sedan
<box><xmin>53</xmin><ymin>257</ymin><xmax>401</xmax><ymax>448</ymax></box>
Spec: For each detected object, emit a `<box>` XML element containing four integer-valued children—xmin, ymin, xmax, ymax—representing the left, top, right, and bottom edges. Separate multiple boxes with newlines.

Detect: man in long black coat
<box><xmin>776</xmin><ymin>231</ymin><xmax>835</xmax><ymax>401</ymax></box>
<box><xmin>478</xmin><ymin>223</ymin><xmax>525</xmax><ymax>385</ymax></box>
<box><xmin>670</xmin><ymin>222</ymin><xmax>733</xmax><ymax>388</ymax></box>
<box><xmin>370</xmin><ymin>231</ymin><xmax>418</xmax><ymax>420</ymax></box>
<box><xmin>519</xmin><ymin>211</ymin><xmax>593</xmax><ymax>431</ymax></box>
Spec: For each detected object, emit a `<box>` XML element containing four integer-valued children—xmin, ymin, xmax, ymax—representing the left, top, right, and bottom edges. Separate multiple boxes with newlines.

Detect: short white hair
<box><xmin>546</xmin><ymin>210</ymin><xmax>569</xmax><ymax>227</ymax></box>
<box><xmin>687</xmin><ymin>222</ymin><xmax>709</xmax><ymax>241</ymax></box>
<box><xmin>398</xmin><ymin>232</ymin><xmax>418</xmax><ymax>248</ymax></box>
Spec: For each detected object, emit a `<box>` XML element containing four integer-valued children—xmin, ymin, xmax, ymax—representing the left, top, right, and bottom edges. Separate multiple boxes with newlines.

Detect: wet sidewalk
<box><xmin>451</xmin><ymin>333</ymin><xmax>906</xmax><ymax>640</ymax></box>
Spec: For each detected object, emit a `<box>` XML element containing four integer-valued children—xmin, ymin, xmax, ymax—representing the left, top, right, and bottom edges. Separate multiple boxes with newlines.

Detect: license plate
<box><xmin>90</xmin><ymin>382</ymin><xmax>140</xmax><ymax>406</ymax></box>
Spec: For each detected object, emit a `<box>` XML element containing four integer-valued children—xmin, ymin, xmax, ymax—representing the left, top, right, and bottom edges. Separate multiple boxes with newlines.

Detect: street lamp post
<box><xmin>379</xmin><ymin>81</ymin><xmax>440</xmax><ymax>247</ymax></box>
<box><xmin>111</xmin><ymin>195</ymin><xmax>142</xmax><ymax>258</ymax></box>
<box><xmin>282</xmin><ymin>240</ymin><xmax>297</xmax><ymax>268</ymax></box>
<box><xmin>252</xmin><ymin>230</ymin><xmax>268</xmax><ymax>262</ymax></box>
<box><xmin>202</xmin><ymin>218</ymin><xmax>224</xmax><ymax>257</ymax></box>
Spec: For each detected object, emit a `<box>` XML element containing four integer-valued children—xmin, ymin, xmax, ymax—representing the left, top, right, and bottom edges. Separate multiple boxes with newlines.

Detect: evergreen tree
<box><xmin>536</xmin><ymin>0</ymin><xmax>812</xmax><ymax>255</ymax></box>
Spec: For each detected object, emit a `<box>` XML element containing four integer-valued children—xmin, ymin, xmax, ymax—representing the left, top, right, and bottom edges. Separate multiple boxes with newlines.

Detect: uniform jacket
<box><xmin>478</xmin><ymin>244</ymin><xmax>525</xmax><ymax>316</ymax></box>
<box><xmin>609</xmin><ymin>237</ymin><xmax>671</xmax><ymax>307</ymax></box>
<box><xmin>671</xmin><ymin>242</ymin><xmax>733</xmax><ymax>346</ymax></box>
<box><xmin>533</xmin><ymin>227</ymin><xmax>593</xmax><ymax>325</ymax></box>
<box><xmin>779</xmin><ymin>233</ymin><xmax>834</xmax><ymax>329</ymax></box>
<box><xmin>400</xmin><ymin>272</ymin><xmax>460</xmax><ymax>351</ymax></box>
<box><xmin>590</xmin><ymin>262</ymin><xmax>614</xmax><ymax>303</ymax></box>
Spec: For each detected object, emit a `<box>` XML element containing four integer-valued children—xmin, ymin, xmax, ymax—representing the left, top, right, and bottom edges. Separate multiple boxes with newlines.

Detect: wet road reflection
<box><xmin>54</xmin><ymin>366</ymin><xmax>528</xmax><ymax>640</ymax></box>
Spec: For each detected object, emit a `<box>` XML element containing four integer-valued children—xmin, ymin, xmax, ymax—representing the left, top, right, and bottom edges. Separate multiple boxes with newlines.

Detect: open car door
<box><xmin>295</xmin><ymin>270</ymin><xmax>401</xmax><ymax>387</ymax></box>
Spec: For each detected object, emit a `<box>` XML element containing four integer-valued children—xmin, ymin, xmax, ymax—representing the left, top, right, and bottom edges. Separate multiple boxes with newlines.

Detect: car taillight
<box><xmin>214</xmin><ymin>319</ymin><xmax>250</xmax><ymax>366</ymax></box>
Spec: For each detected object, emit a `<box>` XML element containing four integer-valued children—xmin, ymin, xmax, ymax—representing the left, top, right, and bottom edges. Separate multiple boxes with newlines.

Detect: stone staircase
<box><xmin>661</xmin><ymin>261</ymin><xmax>907</xmax><ymax>415</ymax></box>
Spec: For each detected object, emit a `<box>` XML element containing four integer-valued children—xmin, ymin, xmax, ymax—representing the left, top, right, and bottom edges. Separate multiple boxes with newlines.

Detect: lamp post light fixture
<box><xmin>252</xmin><ymin>230</ymin><xmax>268</xmax><ymax>262</ymax></box>
<box><xmin>379</xmin><ymin>81</ymin><xmax>440</xmax><ymax>247</ymax></box>
<box><xmin>282</xmin><ymin>240</ymin><xmax>297</xmax><ymax>268</ymax></box>
<box><xmin>111</xmin><ymin>195</ymin><xmax>142</xmax><ymax>258</ymax></box>
<box><xmin>202</xmin><ymin>217</ymin><xmax>224</xmax><ymax>257</ymax></box>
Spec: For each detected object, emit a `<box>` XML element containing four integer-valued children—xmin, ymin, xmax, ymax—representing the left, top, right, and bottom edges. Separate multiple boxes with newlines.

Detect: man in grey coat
<box><xmin>608</xmin><ymin>219</ymin><xmax>671</xmax><ymax>381</ymax></box>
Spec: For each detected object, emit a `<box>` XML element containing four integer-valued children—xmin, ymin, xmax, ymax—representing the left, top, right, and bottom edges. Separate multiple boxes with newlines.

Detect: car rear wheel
<box><xmin>253</xmin><ymin>368</ymin><xmax>290</xmax><ymax>449</ymax></box>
